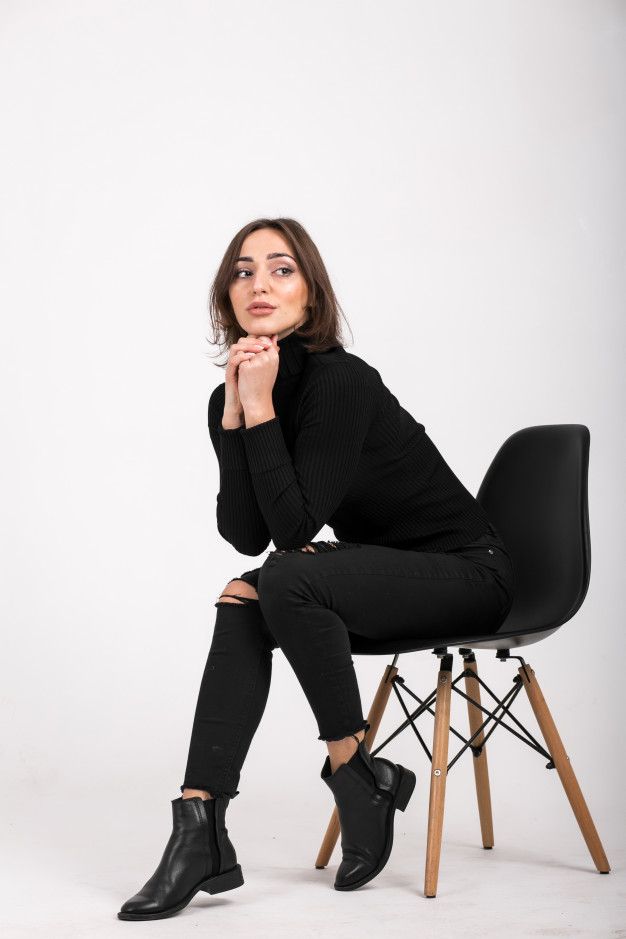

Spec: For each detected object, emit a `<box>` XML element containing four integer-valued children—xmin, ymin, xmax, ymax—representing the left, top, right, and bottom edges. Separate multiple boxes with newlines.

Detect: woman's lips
<box><xmin>249</xmin><ymin>306</ymin><xmax>275</xmax><ymax>315</ymax></box>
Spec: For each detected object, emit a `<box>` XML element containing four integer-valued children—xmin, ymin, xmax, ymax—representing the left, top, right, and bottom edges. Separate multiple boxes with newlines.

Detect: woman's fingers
<box><xmin>231</xmin><ymin>349</ymin><xmax>256</xmax><ymax>366</ymax></box>
<box><xmin>225</xmin><ymin>337</ymin><xmax>276</xmax><ymax>386</ymax></box>
<box><xmin>236</xmin><ymin>336</ymin><xmax>272</xmax><ymax>351</ymax></box>
<box><xmin>229</xmin><ymin>339</ymin><xmax>273</xmax><ymax>370</ymax></box>
<box><xmin>226</xmin><ymin>350</ymin><xmax>254</xmax><ymax>387</ymax></box>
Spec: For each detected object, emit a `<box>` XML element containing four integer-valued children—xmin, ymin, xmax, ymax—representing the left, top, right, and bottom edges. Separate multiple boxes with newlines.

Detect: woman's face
<box><xmin>229</xmin><ymin>228</ymin><xmax>309</xmax><ymax>339</ymax></box>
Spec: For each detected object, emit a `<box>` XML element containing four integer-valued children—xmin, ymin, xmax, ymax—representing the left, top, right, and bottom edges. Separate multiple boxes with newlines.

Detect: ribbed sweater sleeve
<box><xmin>240</xmin><ymin>364</ymin><xmax>375</xmax><ymax>550</ymax></box>
<box><xmin>208</xmin><ymin>385</ymin><xmax>271</xmax><ymax>556</ymax></box>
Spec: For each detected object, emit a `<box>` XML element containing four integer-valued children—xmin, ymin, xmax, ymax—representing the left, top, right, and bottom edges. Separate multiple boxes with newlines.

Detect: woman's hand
<box><xmin>222</xmin><ymin>334</ymin><xmax>275</xmax><ymax>429</ymax></box>
<box><xmin>237</xmin><ymin>333</ymin><xmax>280</xmax><ymax>419</ymax></box>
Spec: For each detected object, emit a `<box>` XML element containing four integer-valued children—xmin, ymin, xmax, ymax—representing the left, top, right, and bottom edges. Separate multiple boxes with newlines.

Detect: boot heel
<box><xmin>395</xmin><ymin>766</ymin><xmax>416</xmax><ymax>812</ymax></box>
<box><xmin>200</xmin><ymin>863</ymin><xmax>244</xmax><ymax>895</ymax></box>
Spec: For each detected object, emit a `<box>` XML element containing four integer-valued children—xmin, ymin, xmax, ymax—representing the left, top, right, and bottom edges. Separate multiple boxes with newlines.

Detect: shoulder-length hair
<box><xmin>206</xmin><ymin>217</ymin><xmax>353</xmax><ymax>368</ymax></box>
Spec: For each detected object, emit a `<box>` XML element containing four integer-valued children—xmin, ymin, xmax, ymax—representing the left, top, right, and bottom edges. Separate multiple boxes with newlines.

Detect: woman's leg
<box><xmin>119</xmin><ymin>576</ymin><xmax>266</xmax><ymax>919</ymax></box>
<box><xmin>256</xmin><ymin>536</ymin><xmax>514</xmax><ymax>748</ymax></box>
<box><xmin>180</xmin><ymin>573</ymin><xmax>278</xmax><ymax>800</ymax></box>
<box><xmin>326</xmin><ymin>727</ymin><xmax>367</xmax><ymax>773</ymax></box>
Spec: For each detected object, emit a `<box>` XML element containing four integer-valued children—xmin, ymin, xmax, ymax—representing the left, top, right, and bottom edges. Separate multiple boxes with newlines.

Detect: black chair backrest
<box><xmin>477</xmin><ymin>424</ymin><xmax>591</xmax><ymax>633</ymax></box>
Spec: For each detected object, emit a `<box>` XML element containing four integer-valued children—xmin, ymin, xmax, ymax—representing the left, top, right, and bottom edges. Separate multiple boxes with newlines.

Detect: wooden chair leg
<box><xmin>463</xmin><ymin>652</ymin><xmax>494</xmax><ymax>848</ymax></box>
<box><xmin>424</xmin><ymin>654</ymin><xmax>453</xmax><ymax>897</ymax></box>
<box><xmin>518</xmin><ymin>662</ymin><xmax>610</xmax><ymax>873</ymax></box>
<box><xmin>315</xmin><ymin>661</ymin><xmax>399</xmax><ymax>869</ymax></box>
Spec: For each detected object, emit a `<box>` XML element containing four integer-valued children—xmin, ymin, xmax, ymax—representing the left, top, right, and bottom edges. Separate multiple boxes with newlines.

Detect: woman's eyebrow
<box><xmin>234</xmin><ymin>252</ymin><xmax>296</xmax><ymax>263</ymax></box>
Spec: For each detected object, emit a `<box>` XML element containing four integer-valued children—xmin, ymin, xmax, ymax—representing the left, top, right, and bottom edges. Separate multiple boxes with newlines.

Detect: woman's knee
<box><xmin>215</xmin><ymin>579</ymin><xmax>259</xmax><ymax>606</ymax></box>
<box><xmin>257</xmin><ymin>550</ymin><xmax>323</xmax><ymax>617</ymax></box>
<box><xmin>270</xmin><ymin>540</ymin><xmax>357</xmax><ymax>555</ymax></box>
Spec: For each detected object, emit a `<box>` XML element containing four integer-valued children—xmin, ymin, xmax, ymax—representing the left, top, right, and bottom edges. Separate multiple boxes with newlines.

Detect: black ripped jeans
<box><xmin>180</xmin><ymin>523</ymin><xmax>515</xmax><ymax>799</ymax></box>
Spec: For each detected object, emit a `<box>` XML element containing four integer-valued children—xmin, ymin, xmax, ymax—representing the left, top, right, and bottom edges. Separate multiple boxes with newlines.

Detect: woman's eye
<box><xmin>234</xmin><ymin>266</ymin><xmax>294</xmax><ymax>279</ymax></box>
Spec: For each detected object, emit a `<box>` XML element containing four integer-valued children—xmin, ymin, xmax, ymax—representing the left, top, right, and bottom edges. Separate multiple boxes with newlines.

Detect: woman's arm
<box><xmin>239</xmin><ymin>363</ymin><xmax>376</xmax><ymax>550</ymax></box>
<box><xmin>208</xmin><ymin>384</ymin><xmax>271</xmax><ymax>556</ymax></box>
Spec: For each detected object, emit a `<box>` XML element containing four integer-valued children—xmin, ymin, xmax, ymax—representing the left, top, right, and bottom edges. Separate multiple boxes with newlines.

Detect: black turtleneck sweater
<box><xmin>208</xmin><ymin>329</ymin><xmax>492</xmax><ymax>556</ymax></box>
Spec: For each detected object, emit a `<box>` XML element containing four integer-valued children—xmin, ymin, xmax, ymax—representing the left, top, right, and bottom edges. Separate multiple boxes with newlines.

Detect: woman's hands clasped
<box><xmin>222</xmin><ymin>333</ymin><xmax>280</xmax><ymax>429</ymax></box>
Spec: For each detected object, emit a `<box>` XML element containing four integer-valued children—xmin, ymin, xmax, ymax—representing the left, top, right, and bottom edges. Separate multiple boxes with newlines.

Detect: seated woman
<box><xmin>118</xmin><ymin>217</ymin><xmax>515</xmax><ymax>920</ymax></box>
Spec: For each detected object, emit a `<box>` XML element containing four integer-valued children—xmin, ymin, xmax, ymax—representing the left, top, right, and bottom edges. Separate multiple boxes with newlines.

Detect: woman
<box><xmin>118</xmin><ymin>218</ymin><xmax>515</xmax><ymax>920</ymax></box>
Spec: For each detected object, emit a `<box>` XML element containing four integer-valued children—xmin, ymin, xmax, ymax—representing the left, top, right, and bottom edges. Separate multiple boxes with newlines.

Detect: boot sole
<box><xmin>117</xmin><ymin>864</ymin><xmax>244</xmax><ymax>920</ymax></box>
<box><xmin>334</xmin><ymin>765</ymin><xmax>416</xmax><ymax>891</ymax></box>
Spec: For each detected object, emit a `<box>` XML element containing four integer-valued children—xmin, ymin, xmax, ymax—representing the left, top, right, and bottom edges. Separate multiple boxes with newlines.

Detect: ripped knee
<box><xmin>215</xmin><ymin>579</ymin><xmax>259</xmax><ymax>607</ymax></box>
<box><xmin>271</xmin><ymin>540</ymin><xmax>361</xmax><ymax>555</ymax></box>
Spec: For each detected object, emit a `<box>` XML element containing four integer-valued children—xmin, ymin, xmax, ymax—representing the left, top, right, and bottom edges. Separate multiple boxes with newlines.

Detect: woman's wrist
<box><xmin>244</xmin><ymin>402</ymin><xmax>276</xmax><ymax>429</ymax></box>
<box><xmin>222</xmin><ymin>407</ymin><xmax>244</xmax><ymax>430</ymax></box>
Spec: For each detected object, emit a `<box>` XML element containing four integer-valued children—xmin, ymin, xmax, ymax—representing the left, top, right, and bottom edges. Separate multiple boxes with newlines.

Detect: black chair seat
<box><xmin>350</xmin><ymin>423</ymin><xmax>591</xmax><ymax>656</ymax></box>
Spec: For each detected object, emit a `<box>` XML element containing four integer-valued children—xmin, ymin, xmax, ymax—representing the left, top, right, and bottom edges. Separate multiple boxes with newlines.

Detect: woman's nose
<box><xmin>252</xmin><ymin>273</ymin><xmax>270</xmax><ymax>291</ymax></box>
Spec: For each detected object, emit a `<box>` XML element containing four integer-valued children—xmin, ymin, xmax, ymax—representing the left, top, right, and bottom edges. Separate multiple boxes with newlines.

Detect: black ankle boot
<box><xmin>321</xmin><ymin>735</ymin><xmax>416</xmax><ymax>891</ymax></box>
<box><xmin>118</xmin><ymin>795</ymin><xmax>244</xmax><ymax>920</ymax></box>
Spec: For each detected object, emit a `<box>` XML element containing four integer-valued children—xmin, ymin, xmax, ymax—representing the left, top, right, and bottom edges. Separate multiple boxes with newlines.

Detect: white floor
<box><xmin>2</xmin><ymin>785</ymin><xmax>623</xmax><ymax>939</ymax></box>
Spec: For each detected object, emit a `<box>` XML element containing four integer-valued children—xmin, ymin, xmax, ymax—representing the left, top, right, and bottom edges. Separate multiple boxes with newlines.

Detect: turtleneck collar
<box><xmin>276</xmin><ymin>328</ymin><xmax>311</xmax><ymax>380</ymax></box>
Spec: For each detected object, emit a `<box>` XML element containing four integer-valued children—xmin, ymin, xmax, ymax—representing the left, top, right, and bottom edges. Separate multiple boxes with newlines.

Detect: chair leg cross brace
<box><xmin>314</xmin><ymin>650</ymin><xmax>610</xmax><ymax>898</ymax></box>
<box><xmin>372</xmin><ymin>662</ymin><xmax>551</xmax><ymax>770</ymax></box>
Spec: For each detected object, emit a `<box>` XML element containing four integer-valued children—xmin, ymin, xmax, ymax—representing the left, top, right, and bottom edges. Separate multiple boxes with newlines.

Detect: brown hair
<box><xmin>205</xmin><ymin>217</ymin><xmax>353</xmax><ymax>368</ymax></box>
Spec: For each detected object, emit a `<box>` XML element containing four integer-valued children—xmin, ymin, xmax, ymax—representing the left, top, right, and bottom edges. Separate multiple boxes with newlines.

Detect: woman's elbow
<box><xmin>272</xmin><ymin>529</ymin><xmax>321</xmax><ymax>552</ymax></box>
<box><xmin>217</xmin><ymin>523</ymin><xmax>269</xmax><ymax>557</ymax></box>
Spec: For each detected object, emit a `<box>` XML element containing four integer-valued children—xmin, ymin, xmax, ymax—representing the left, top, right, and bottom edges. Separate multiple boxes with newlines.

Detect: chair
<box><xmin>314</xmin><ymin>424</ymin><xmax>610</xmax><ymax>896</ymax></box>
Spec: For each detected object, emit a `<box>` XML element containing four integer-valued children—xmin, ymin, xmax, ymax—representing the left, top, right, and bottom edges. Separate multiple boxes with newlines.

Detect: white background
<box><xmin>1</xmin><ymin>1</ymin><xmax>624</xmax><ymax>936</ymax></box>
